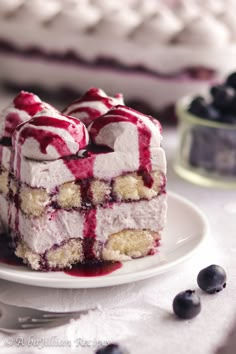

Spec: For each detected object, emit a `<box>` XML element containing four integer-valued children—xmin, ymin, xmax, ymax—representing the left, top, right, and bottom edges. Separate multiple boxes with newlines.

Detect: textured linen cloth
<box><xmin>0</xmin><ymin>92</ymin><xmax>235</xmax><ymax>354</ymax></box>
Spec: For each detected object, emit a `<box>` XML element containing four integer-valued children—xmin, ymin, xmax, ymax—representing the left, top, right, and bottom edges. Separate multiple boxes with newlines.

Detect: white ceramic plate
<box><xmin>0</xmin><ymin>192</ymin><xmax>208</xmax><ymax>288</ymax></box>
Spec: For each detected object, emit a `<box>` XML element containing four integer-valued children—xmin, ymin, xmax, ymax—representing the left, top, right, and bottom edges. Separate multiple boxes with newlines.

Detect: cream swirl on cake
<box><xmin>0</xmin><ymin>91</ymin><xmax>44</xmax><ymax>142</ymax></box>
<box><xmin>221</xmin><ymin>11</ymin><xmax>236</xmax><ymax>41</ymax></box>
<box><xmin>63</xmin><ymin>88</ymin><xmax>124</xmax><ymax>126</ymax></box>
<box><xmin>134</xmin><ymin>7</ymin><xmax>182</xmax><ymax>44</ymax></box>
<box><xmin>134</xmin><ymin>0</ymin><xmax>160</xmax><ymax>17</ymax></box>
<box><xmin>173</xmin><ymin>1</ymin><xmax>200</xmax><ymax>24</ymax></box>
<box><xmin>15</xmin><ymin>0</ymin><xmax>61</xmax><ymax>23</ymax></box>
<box><xmin>0</xmin><ymin>0</ymin><xmax>23</xmax><ymax>16</ymax></box>
<box><xmin>52</xmin><ymin>2</ymin><xmax>101</xmax><ymax>32</ymax></box>
<box><xmin>175</xmin><ymin>15</ymin><xmax>230</xmax><ymax>47</ymax></box>
<box><xmin>95</xmin><ymin>7</ymin><xmax>141</xmax><ymax>37</ymax></box>
<box><xmin>13</xmin><ymin>106</ymin><xmax>89</xmax><ymax>164</ymax></box>
<box><xmin>89</xmin><ymin>105</ymin><xmax>161</xmax><ymax>174</ymax></box>
<box><xmin>199</xmin><ymin>0</ymin><xmax>225</xmax><ymax>15</ymax></box>
<box><xmin>91</xmin><ymin>0</ymin><xmax>123</xmax><ymax>14</ymax></box>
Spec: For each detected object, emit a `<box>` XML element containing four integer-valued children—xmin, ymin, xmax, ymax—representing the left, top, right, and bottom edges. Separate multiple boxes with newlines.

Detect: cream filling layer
<box><xmin>0</xmin><ymin>55</ymin><xmax>223</xmax><ymax>111</ymax></box>
<box><xmin>14</xmin><ymin>194</ymin><xmax>167</xmax><ymax>254</ymax></box>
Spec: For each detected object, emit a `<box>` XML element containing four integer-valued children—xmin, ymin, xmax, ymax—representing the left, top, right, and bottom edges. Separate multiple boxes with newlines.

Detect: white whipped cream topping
<box><xmin>95</xmin><ymin>8</ymin><xmax>141</xmax><ymax>37</ymax></box>
<box><xmin>0</xmin><ymin>0</ymin><xmax>235</xmax><ymax>62</ymax></box>
<box><xmin>13</xmin><ymin>107</ymin><xmax>89</xmax><ymax>161</ymax></box>
<box><xmin>199</xmin><ymin>0</ymin><xmax>225</xmax><ymax>15</ymax></box>
<box><xmin>134</xmin><ymin>7</ymin><xmax>182</xmax><ymax>44</ymax></box>
<box><xmin>0</xmin><ymin>0</ymin><xmax>23</xmax><ymax>16</ymax></box>
<box><xmin>88</xmin><ymin>105</ymin><xmax>161</xmax><ymax>151</ymax></box>
<box><xmin>0</xmin><ymin>106</ymin><xmax>30</xmax><ymax>140</ymax></box>
<box><xmin>134</xmin><ymin>0</ymin><xmax>160</xmax><ymax>17</ymax></box>
<box><xmin>176</xmin><ymin>15</ymin><xmax>230</xmax><ymax>47</ymax></box>
<box><xmin>0</xmin><ymin>91</ymin><xmax>43</xmax><ymax>140</ymax></box>
<box><xmin>53</xmin><ymin>2</ymin><xmax>101</xmax><ymax>32</ymax></box>
<box><xmin>63</xmin><ymin>88</ymin><xmax>124</xmax><ymax>126</ymax></box>
<box><xmin>94</xmin><ymin>147</ymin><xmax>166</xmax><ymax>181</ymax></box>
<box><xmin>17</xmin><ymin>146</ymin><xmax>166</xmax><ymax>191</ymax></box>
<box><xmin>221</xmin><ymin>11</ymin><xmax>236</xmax><ymax>41</ymax></box>
<box><xmin>91</xmin><ymin>0</ymin><xmax>123</xmax><ymax>13</ymax></box>
<box><xmin>173</xmin><ymin>0</ymin><xmax>200</xmax><ymax>24</ymax></box>
<box><xmin>16</xmin><ymin>0</ymin><xmax>61</xmax><ymax>22</ymax></box>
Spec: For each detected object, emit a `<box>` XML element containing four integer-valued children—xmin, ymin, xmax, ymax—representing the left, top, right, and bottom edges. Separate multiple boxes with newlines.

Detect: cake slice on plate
<box><xmin>0</xmin><ymin>88</ymin><xmax>167</xmax><ymax>270</ymax></box>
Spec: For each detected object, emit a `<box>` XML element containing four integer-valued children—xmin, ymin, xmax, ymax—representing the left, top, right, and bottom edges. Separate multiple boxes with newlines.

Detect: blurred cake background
<box><xmin>0</xmin><ymin>0</ymin><xmax>236</xmax><ymax>121</ymax></box>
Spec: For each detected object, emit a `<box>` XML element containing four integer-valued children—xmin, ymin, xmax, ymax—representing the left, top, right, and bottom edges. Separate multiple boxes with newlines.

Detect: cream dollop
<box><xmin>134</xmin><ymin>7</ymin><xmax>182</xmax><ymax>44</ymax></box>
<box><xmin>16</xmin><ymin>0</ymin><xmax>61</xmax><ymax>23</ymax></box>
<box><xmin>91</xmin><ymin>0</ymin><xmax>123</xmax><ymax>13</ymax></box>
<box><xmin>173</xmin><ymin>0</ymin><xmax>200</xmax><ymax>23</ymax></box>
<box><xmin>221</xmin><ymin>10</ymin><xmax>236</xmax><ymax>40</ymax></box>
<box><xmin>0</xmin><ymin>0</ymin><xmax>23</xmax><ymax>16</ymax></box>
<box><xmin>13</xmin><ymin>107</ymin><xmax>89</xmax><ymax>161</ymax></box>
<box><xmin>95</xmin><ymin>8</ymin><xmax>141</xmax><ymax>37</ymax></box>
<box><xmin>134</xmin><ymin>0</ymin><xmax>158</xmax><ymax>17</ymax></box>
<box><xmin>199</xmin><ymin>0</ymin><xmax>225</xmax><ymax>15</ymax></box>
<box><xmin>63</xmin><ymin>88</ymin><xmax>124</xmax><ymax>127</ymax></box>
<box><xmin>88</xmin><ymin>105</ymin><xmax>161</xmax><ymax>153</ymax></box>
<box><xmin>52</xmin><ymin>2</ymin><xmax>101</xmax><ymax>32</ymax></box>
<box><xmin>0</xmin><ymin>91</ymin><xmax>44</xmax><ymax>141</ymax></box>
<box><xmin>175</xmin><ymin>15</ymin><xmax>230</xmax><ymax>47</ymax></box>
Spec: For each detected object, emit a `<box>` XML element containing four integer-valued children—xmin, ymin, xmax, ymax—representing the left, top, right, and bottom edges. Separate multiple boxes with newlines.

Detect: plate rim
<box><xmin>0</xmin><ymin>191</ymin><xmax>209</xmax><ymax>288</ymax></box>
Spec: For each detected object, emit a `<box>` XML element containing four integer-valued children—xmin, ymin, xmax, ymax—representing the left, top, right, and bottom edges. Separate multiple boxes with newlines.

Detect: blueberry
<box><xmin>210</xmin><ymin>85</ymin><xmax>223</xmax><ymax>98</ymax></box>
<box><xmin>189</xmin><ymin>127</ymin><xmax>216</xmax><ymax>169</ymax></box>
<box><xmin>221</xmin><ymin>114</ymin><xmax>236</xmax><ymax>124</ymax></box>
<box><xmin>197</xmin><ymin>265</ymin><xmax>227</xmax><ymax>294</ymax></box>
<box><xmin>226</xmin><ymin>72</ymin><xmax>236</xmax><ymax>89</ymax></box>
<box><xmin>206</xmin><ymin>105</ymin><xmax>221</xmax><ymax>120</ymax></box>
<box><xmin>188</xmin><ymin>96</ymin><xmax>219</xmax><ymax>120</ymax></box>
<box><xmin>95</xmin><ymin>344</ymin><xmax>128</xmax><ymax>354</ymax></box>
<box><xmin>212</xmin><ymin>85</ymin><xmax>235</xmax><ymax>111</ymax></box>
<box><xmin>172</xmin><ymin>290</ymin><xmax>201</xmax><ymax>319</ymax></box>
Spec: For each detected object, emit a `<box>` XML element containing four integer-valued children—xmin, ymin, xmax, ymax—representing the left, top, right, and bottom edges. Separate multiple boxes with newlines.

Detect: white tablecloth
<box><xmin>0</xmin><ymin>92</ymin><xmax>235</xmax><ymax>354</ymax></box>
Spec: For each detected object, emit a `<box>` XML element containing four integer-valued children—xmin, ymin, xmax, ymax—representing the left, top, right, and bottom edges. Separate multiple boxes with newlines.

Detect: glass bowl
<box><xmin>174</xmin><ymin>96</ymin><xmax>236</xmax><ymax>188</ymax></box>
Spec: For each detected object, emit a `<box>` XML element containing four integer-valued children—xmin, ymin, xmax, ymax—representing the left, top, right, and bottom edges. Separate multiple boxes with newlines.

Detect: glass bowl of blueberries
<box><xmin>174</xmin><ymin>72</ymin><xmax>236</xmax><ymax>188</ymax></box>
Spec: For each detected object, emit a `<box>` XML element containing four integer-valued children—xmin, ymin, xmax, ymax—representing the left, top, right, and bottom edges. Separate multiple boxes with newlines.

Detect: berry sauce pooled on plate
<box><xmin>0</xmin><ymin>234</ymin><xmax>122</xmax><ymax>277</ymax></box>
<box><xmin>0</xmin><ymin>235</ymin><xmax>24</xmax><ymax>266</ymax></box>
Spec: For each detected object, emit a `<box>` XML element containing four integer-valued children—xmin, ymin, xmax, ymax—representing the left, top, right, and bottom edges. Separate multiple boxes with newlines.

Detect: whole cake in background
<box><xmin>0</xmin><ymin>88</ymin><xmax>167</xmax><ymax>271</ymax></box>
<box><xmin>0</xmin><ymin>0</ymin><xmax>236</xmax><ymax>120</ymax></box>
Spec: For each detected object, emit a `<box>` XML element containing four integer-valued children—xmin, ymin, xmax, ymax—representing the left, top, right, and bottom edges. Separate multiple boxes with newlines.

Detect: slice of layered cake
<box><xmin>0</xmin><ymin>88</ymin><xmax>167</xmax><ymax>270</ymax></box>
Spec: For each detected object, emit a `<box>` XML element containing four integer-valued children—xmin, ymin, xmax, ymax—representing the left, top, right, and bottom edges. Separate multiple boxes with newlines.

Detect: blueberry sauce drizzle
<box><xmin>89</xmin><ymin>105</ymin><xmax>154</xmax><ymax>186</ymax></box>
<box><xmin>80</xmin><ymin>179</ymin><xmax>97</xmax><ymax>260</ymax></box>
<box><xmin>138</xmin><ymin>169</ymin><xmax>154</xmax><ymax>188</ymax></box>
<box><xmin>0</xmin><ymin>91</ymin><xmax>43</xmax><ymax>147</ymax></box>
<box><xmin>13</xmin><ymin>91</ymin><xmax>43</xmax><ymax>116</ymax></box>
<box><xmin>64</xmin><ymin>260</ymin><xmax>122</xmax><ymax>277</ymax></box>
<box><xmin>0</xmin><ymin>233</ymin><xmax>122</xmax><ymax>277</ymax></box>
<box><xmin>63</xmin><ymin>88</ymin><xmax>123</xmax><ymax>126</ymax></box>
<box><xmin>4</xmin><ymin>113</ymin><xmax>22</xmax><ymax>139</ymax></box>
